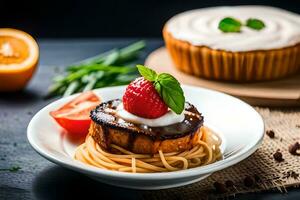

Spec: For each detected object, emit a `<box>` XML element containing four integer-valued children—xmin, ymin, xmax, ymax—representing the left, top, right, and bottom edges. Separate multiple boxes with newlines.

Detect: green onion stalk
<box><xmin>46</xmin><ymin>41</ymin><xmax>146</xmax><ymax>98</ymax></box>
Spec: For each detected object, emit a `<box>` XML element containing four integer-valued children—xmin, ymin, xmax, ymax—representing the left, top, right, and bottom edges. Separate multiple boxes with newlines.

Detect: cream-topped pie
<box><xmin>163</xmin><ymin>6</ymin><xmax>300</xmax><ymax>81</ymax></box>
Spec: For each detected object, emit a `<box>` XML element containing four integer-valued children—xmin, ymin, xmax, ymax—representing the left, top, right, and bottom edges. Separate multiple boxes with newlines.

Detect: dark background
<box><xmin>2</xmin><ymin>0</ymin><xmax>300</xmax><ymax>38</ymax></box>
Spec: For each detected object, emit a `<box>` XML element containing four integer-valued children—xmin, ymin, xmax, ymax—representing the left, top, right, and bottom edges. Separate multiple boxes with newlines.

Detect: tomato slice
<box><xmin>50</xmin><ymin>91</ymin><xmax>101</xmax><ymax>136</ymax></box>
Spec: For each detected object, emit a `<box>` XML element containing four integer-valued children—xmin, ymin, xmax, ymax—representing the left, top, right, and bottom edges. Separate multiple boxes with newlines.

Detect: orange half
<box><xmin>0</xmin><ymin>28</ymin><xmax>39</xmax><ymax>91</ymax></box>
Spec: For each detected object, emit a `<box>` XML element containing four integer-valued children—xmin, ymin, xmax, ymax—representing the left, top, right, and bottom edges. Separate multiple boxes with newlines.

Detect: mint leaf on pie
<box><xmin>246</xmin><ymin>18</ymin><xmax>265</xmax><ymax>30</ymax></box>
<box><xmin>218</xmin><ymin>17</ymin><xmax>242</xmax><ymax>33</ymax></box>
<box><xmin>137</xmin><ymin>65</ymin><xmax>185</xmax><ymax>114</ymax></box>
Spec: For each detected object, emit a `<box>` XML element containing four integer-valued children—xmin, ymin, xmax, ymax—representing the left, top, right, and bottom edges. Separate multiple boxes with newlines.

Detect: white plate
<box><xmin>27</xmin><ymin>85</ymin><xmax>264</xmax><ymax>190</ymax></box>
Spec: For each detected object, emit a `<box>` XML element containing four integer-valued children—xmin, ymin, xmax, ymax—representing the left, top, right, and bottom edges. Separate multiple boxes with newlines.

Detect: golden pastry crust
<box><xmin>163</xmin><ymin>27</ymin><xmax>300</xmax><ymax>82</ymax></box>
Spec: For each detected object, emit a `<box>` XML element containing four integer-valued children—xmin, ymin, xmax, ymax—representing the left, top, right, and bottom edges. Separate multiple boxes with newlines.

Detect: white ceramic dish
<box><xmin>27</xmin><ymin>85</ymin><xmax>264</xmax><ymax>190</ymax></box>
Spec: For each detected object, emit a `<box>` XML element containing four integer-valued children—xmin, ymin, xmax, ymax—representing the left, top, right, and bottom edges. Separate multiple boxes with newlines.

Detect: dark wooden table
<box><xmin>0</xmin><ymin>39</ymin><xmax>299</xmax><ymax>200</ymax></box>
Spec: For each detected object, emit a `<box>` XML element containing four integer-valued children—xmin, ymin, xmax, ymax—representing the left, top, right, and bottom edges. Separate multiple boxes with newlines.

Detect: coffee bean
<box><xmin>288</xmin><ymin>142</ymin><xmax>300</xmax><ymax>156</ymax></box>
<box><xmin>273</xmin><ymin>151</ymin><xmax>284</xmax><ymax>162</ymax></box>
<box><xmin>266</xmin><ymin>130</ymin><xmax>275</xmax><ymax>138</ymax></box>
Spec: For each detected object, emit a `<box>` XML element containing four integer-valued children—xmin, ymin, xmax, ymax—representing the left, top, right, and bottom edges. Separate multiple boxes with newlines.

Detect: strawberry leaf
<box><xmin>137</xmin><ymin>65</ymin><xmax>185</xmax><ymax>114</ymax></box>
<box><xmin>137</xmin><ymin>64</ymin><xmax>157</xmax><ymax>81</ymax></box>
<box><xmin>154</xmin><ymin>81</ymin><xmax>162</xmax><ymax>96</ymax></box>
<box><xmin>156</xmin><ymin>73</ymin><xmax>185</xmax><ymax>114</ymax></box>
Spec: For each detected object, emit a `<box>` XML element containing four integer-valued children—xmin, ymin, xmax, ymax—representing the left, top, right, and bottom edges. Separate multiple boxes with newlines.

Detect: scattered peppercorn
<box><xmin>288</xmin><ymin>142</ymin><xmax>300</xmax><ymax>156</ymax></box>
<box><xmin>244</xmin><ymin>176</ymin><xmax>255</xmax><ymax>187</ymax></box>
<box><xmin>225</xmin><ymin>180</ymin><xmax>234</xmax><ymax>188</ymax></box>
<box><xmin>273</xmin><ymin>150</ymin><xmax>284</xmax><ymax>162</ymax></box>
<box><xmin>266</xmin><ymin>130</ymin><xmax>275</xmax><ymax>138</ymax></box>
<box><xmin>213</xmin><ymin>181</ymin><xmax>227</xmax><ymax>193</ymax></box>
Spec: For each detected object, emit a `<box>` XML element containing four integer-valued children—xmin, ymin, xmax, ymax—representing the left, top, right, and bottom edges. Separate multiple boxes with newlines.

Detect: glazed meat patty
<box><xmin>89</xmin><ymin>99</ymin><xmax>204</xmax><ymax>154</ymax></box>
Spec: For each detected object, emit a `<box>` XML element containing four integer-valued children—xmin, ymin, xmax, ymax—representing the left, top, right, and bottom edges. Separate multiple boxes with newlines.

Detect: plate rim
<box><xmin>27</xmin><ymin>85</ymin><xmax>265</xmax><ymax>180</ymax></box>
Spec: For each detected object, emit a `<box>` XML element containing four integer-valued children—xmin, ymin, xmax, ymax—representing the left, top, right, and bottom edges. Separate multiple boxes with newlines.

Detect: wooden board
<box><xmin>145</xmin><ymin>47</ymin><xmax>300</xmax><ymax>106</ymax></box>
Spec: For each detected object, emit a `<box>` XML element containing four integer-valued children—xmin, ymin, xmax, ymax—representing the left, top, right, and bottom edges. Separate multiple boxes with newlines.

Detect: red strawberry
<box><xmin>123</xmin><ymin>77</ymin><xmax>168</xmax><ymax>119</ymax></box>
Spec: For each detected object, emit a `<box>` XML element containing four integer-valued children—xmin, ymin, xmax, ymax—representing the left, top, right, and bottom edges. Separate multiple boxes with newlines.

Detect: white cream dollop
<box><xmin>116</xmin><ymin>104</ymin><xmax>185</xmax><ymax>127</ymax></box>
<box><xmin>166</xmin><ymin>6</ymin><xmax>300</xmax><ymax>52</ymax></box>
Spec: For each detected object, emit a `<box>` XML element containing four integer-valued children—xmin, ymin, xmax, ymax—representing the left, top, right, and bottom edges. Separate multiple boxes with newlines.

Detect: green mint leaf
<box><xmin>246</xmin><ymin>18</ymin><xmax>265</xmax><ymax>30</ymax></box>
<box><xmin>135</xmin><ymin>65</ymin><xmax>185</xmax><ymax>114</ymax></box>
<box><xmin>137</xmin><ymin>65</ymin><xmax>157</xmax><ymax>81</ymax></box>
<box><xmin>156</xmin><ymin>73</ymin><xmax>185</xmax><ymax>114</ymax></box>
<box><xmin>218</xmin><ymin>17</ymin><xmax>242</xmax><ymax>33</ymax></box>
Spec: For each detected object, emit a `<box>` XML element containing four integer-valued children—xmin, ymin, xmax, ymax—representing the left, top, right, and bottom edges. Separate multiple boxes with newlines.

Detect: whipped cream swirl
<box><xmin>166</xmin><ymin>6</ymin><xmax>300</xmax><ymax>52</ymax></box>
<box><xmin>116</xmin><ymin>104</ymin><xmax>185</xmax><ymax>127</ymax></box>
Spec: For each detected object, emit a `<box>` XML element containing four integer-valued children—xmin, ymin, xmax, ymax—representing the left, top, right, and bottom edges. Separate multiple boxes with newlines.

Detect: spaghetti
<box><xmin>74</xmin><ymin>127</ymin><xmax>222</xmax><ymax>173</ymax></box>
